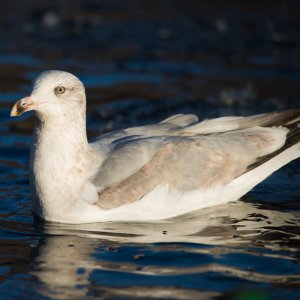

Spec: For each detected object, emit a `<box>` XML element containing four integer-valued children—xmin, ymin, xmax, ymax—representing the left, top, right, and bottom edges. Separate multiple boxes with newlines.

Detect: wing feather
<box><xmin>96</xmin><ymin>127</ymin><xmax>287</xmax><ymax>209</ymax></box>
<box><xmin>184</xmin><ymin>108</ymin><xmax>300</xmax><ymax>134</ymax></box>
<box><xmin>91</xmin><ymin>108</ymin><xmax>300</xmax><ymax>209</ymax></box>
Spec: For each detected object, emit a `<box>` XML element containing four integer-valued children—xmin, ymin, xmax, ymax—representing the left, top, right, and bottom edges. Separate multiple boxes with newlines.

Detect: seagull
<box><xmin>10</xmin><ymin>70</ymin><xmax>300</xmax><ymax>224</ymax></box>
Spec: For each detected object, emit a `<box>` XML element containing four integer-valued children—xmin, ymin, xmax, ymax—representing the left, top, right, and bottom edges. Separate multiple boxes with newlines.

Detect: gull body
<box><xmin>11</xmin><ymin>71</ymin><xmax>300</xmax><ymax>224</ymax></box>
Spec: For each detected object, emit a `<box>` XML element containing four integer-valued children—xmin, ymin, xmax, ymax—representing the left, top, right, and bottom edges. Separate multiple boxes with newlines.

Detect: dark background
<box><xmin>1</xmin><ymin>0</ymin><xmax>300</xmax><ymax>134</ymax></box>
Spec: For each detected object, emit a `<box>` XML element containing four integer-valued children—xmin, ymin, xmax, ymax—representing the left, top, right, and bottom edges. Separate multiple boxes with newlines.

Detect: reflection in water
<box><xmin>30</xmin><ymin>201</ymin><xmax>300</xmax><ymax>299</ymax></box>
<box><xmin>43</xmin><ymin>201</ymin><xmax>300</xmax><ymax>246</ymax></box>
<box><xmin>32</xmin><ymin>236</ymin><xmax>96</xmax><ymax>299</ymax></box>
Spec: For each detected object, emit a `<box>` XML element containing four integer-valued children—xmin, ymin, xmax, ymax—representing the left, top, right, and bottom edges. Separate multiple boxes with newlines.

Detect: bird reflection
<box><xmin>31</xmin><ymin>235</ymin><xmax>97</xmax><ymax>299</ymax></box>
<box><xmin>31</xmin><ymin>201</ymin><xmax>300</xmax><ymax>299</ymax></box>
<box><xmin>42</xmin><ymin>200</ymin><xmax>299</xmax><ymax>245</ymax></box>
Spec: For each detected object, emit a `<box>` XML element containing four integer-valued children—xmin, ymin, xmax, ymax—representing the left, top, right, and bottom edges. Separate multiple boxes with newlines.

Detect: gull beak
<box><xmin>10</xmin><ymin>96</ymin><xmax>35</xmax><ymax>117</ymax></box>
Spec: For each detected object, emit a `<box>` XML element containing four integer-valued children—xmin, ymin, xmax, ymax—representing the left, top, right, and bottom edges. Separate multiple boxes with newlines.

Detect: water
<box><xmin>1</xmin><ymin>1</ymin><xmax>300</xmax><ymax>299</ymax></box>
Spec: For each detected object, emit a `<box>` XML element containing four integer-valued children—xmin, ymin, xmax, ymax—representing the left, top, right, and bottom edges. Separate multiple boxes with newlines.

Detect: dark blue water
<box><xmin>1</xmin><ymin>1</ymin><xmax>300</xmax><ymax>299</ymax></box>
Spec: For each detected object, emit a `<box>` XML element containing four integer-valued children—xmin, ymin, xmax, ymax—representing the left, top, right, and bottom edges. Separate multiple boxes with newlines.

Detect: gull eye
<box><xmin>55</xmin><ymin>86</ymin><xmax>66</xmax><ymax>95</ymax></box>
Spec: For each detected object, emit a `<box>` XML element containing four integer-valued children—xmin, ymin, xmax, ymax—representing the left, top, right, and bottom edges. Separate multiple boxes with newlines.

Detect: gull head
<box><xmin>10</xmin><ymin>70</ymin><xmax>86</xmax><ymax>119</ymax></box>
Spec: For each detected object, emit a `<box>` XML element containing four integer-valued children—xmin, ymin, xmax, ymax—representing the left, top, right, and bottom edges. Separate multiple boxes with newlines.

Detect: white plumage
<box><xmin>10</xmin><ymin>70</ymin><xmax>300</xmax><ymax>224</ymax></box>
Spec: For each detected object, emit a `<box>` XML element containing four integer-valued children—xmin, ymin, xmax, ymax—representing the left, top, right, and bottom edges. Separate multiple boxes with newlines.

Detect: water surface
<box><xmin>1</xmin><ymin>1</ymin><xmax>300</xmax><ymax>299</ymax></box>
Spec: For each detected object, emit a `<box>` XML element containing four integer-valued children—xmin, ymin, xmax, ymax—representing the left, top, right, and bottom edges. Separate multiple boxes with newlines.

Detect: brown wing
<box><xmin>96</xmin><ymin>127</ymin><xmax>286</xmax><ymax>209</ymax></box>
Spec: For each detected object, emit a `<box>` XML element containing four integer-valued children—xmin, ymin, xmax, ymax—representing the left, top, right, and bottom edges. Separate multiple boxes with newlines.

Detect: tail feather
<box><xmin>246</xmin><ymin>109</ymin><xmax>300</xmax><ymax>171</ymax></box>
<box><xmin>228</xmin><ymin>141</ymin><xmax>300</xmax><ymax>203</ymax></box>
<box><xmin>184</xmin><ymin>108</ymin><xmax>300</xmax><ymax>135</ymax></box>
<box><xmin>241</xmin><ymin>108</ymin><xmax>300</xmax><ymax>128</ymax></box>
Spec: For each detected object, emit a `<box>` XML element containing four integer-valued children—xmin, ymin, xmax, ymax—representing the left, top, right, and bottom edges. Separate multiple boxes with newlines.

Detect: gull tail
<box><xmin>226</xmin><ymin>109</ymin><xmax>300</xmax><ymax>202</ymax></box>
<box><xmin>247</xmin><ymin>109</ymin><xmax>300</xmax><ymax>171</ymax></box>
<box><xmin>226</xmin><ymin>141</ymin><xmax>300</xmax><ymax>202</ymax></box>
<box><xmin>184</xmin><ymin>108</ymin><xmax>300</xmax><ymax>135</ymax></box>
